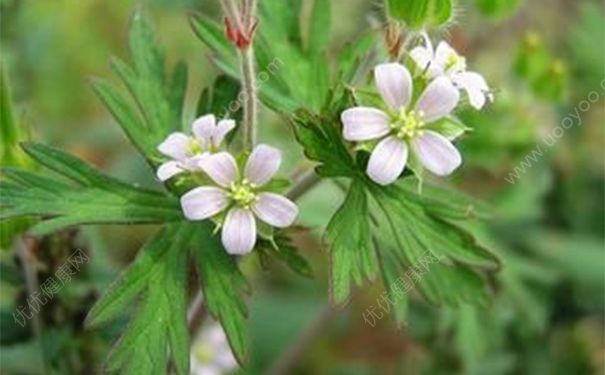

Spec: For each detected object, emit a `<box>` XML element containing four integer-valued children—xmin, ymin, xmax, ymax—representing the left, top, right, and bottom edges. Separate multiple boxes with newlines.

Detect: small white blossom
<box><xmin>190</xmin><ymin>323</ymin><xmax>237</xmax><ymax>375</ymax></box>
<box><xmin>410</xmin><ymin>34</ymin><xmax>492</xmax><ymax>109</ymax></box>
<box><xmin>341</xmin><ymin>63</ymin><xmax>462</xmax><ymax>186</ymax></box>
<box><xmin>156</xmin><ymin>114</ymin><xmax>235</xmax><ymax>181</ymax></box>
<box><xmin>181</xmin><ymin>144</ymin><xmax>298</xmax><ymax>255</ymax></box>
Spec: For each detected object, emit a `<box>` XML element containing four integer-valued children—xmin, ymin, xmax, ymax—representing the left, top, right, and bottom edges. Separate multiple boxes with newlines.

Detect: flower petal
<box><xmin>221</xmin><ymin>208</ymin><xmax>257</xmax><ymax>255</ymax></box>
<box><xmin>192</xmin><ymin>114</ymin><xmax>216</xmax><ymax>142</ymax></box>
<box><xmin>244</xmin><ymin>144</ymin><xmax>281</xmax><ymax>186</ymax></box>
<box><xmin>374</xmin><ymin>63</ymin><xmax>413</xmax><ymax>110</ymax></box>
<box><xmin>180</xmin><ymin>186</ymin><xmax>229</xmax><ymax>220</ymax></box>
<box><xmin>366</xmin><ymin>136</ymin><xmax>408</xmax><ymax>185</ymax></box>
<box><xmin>411</xmin><ymin>130</ymin><xmax>462</xmax><ymax>176</ymax></box>
<box><xmin>156</xmin><ymin>160</ymin><xmax>185</xmax><ymax>181</ymax></box>
<box><xmin>341</xmin><ymin>107</ymin><xmax>391</xmax><ymax>141</ymax></box>
<box><xmin>200</xmin><ymin>152</ymin><xmax>239</xmax><ymax>187</ymax></box>
<box><xmin>410</xmin><ymin>45</ymin><xmax>433</xmax><ymax>70</ymax></box>
<box><xmin>416</xmin><ymin>77</ymin><xmax>460</xmax><ymax>123</ymax></box>
<box><xmin>158</xmin><ymin>132</ymin><xmax>189</xmax><ymax>160</ymax></box>
<box><xmin>252</xmin><ymin>192</ymin><xmax>298</xmax><ymax>228</ymax></box>
<box><xmin>434</xmin><ymin>41</ymin><xmax>456</xmax><ymax>69</ymax></box>
<box><xmin>452</xmin><ymin>71</ymin><xmax>491</xmax><ymax>109</ymax></box>
<box><xmin>212</xmin><ymin>119</ymin><xmax>236</xmax><ymax>147</ymax></box>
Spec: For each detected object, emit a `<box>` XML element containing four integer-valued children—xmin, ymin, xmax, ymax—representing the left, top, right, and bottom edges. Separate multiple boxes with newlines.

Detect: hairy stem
<box><xmin>240</xmin><ymin>46</ymin><xmax>258</xmax><ymax>149</ymax></box>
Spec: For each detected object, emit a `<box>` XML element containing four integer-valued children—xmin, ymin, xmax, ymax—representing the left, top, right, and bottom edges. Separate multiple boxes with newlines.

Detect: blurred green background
<box><xmin>1</xmin><ymin>0</ymin><xmax>603</xmax><ymax>374</ymax></box>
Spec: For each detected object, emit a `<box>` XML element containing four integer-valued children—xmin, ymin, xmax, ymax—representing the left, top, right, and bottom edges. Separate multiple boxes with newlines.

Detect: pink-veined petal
<box><xmin>221</xmin><ymin>208</ymin><xmax>257</xmax><ymax>255</ymax></box>
<box><xmin>341</xmin><ymin>107</ymin><xmax>391</xmax><ymax>141</ymax></box>
<box><xmin>158</xmin><ymin>132</ymin><xmax>189</xmax><ymax>160</ymax></box>
<box><xmin>244</xmin><ymin>144</ymin><xmax>281</xmax><ymax>186</ymax></box>
<box><xmin>416</xmin><ymin>77</ymin><xmax>460</xmax><ymax>123</ymax></box>
<box><xmin>212</xmin><ymin>119</ymin><xmax>236</xmax><ymax>147</ymax></box>
<box><xmin>156</xmin><ymin>161</ymin><xmax>185</xmax><ymax>181</ymax></box>
<box><xmin>374</xmin><ymin>63</ymin><xmax>413</xmax><ymax>110</ymax></box>
<box><xmin>366</xmin><ymin>136</ymin><xmax>408</xmax><ymax>186</ymax></box>
<box><xmin>411</xmin><ymin>130</ymin><xmax>462</xmax><ymax>176</ymax></box>
<box><xmin>192</xmin><ymin>114</ymin><xmax>216</xmax><ymax>142</ymax></box>
<box><xmin>200</xmin><ymin>152</ymin><xmax>239</xmax><ymax>187</ymax></box>
<box><xmin>452</xmin><ymin>71</ymin><xmax>491</xmax><ymax>109</ymax></box>
<box><xmin>180</xmin><ymin>186</ymin><xmax>229</xmax><ymax>220</ymax></box>
<box><xmin>252</xmin><ymin>192</ymin><xmax>298</xmax><ymax>228</ymax></box>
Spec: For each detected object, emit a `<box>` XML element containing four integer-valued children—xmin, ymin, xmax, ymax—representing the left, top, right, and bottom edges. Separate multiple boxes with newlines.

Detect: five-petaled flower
<box><xmin>156</xmin><ymin>114</ymin><xmax>235</xmax><ymax>181</ymax></box>
<box><xmin>410</xmin><ymin>34</ymin><xmax>492</xmax><ymax>109</ymax></box>
<box><xmin>341</xmin><ymin>63</ymin><xmax>463</xmax><ymax>185</ymax></box>
<box><xmin>180</xmin><ymin>144</ymin><xmax>298</xmax><ymax>255</ymax></box>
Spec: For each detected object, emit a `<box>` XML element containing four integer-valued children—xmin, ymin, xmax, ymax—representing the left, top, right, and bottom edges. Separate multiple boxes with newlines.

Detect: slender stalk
<box><xmin>286</xmin><ymin>169</ymin><xmax>321</xmax><ymax>200</ymax></box>
<box><xmin>240</xmin><ymin>46</ymin><xmax>258</xmax><ymax>149</ymax></box>
<box><xmin>18</xmin><ymin>237</ymin><xmax>48</xmax><ymax>373</ymax></box>
<box><xmin>187</xmin><ymin>292</ymin><xmax>206</xmax><ymax>333</ymax></box>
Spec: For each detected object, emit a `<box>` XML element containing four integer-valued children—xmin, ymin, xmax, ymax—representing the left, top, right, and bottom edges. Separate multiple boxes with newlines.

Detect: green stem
<box><xmin>240</xmin><ymin>46</ymin><xmax>258</xmax><ymax>149</ymax></box>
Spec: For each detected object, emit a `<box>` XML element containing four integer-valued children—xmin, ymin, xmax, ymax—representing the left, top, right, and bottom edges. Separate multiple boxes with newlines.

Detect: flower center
<box><xmin>445</xmin><ymin>52</ymin><xmax>466</xmax><ymax>72</ymax></box>
<box><xmin>193</xmin><ymin>342</ymin><xmax>215</xmax><ymax>364</ymax></box>
<box><xmin>391</xmin><ymin>109</ymin><xmax>425</xmax><ymax>140</ymax></box>
<box><xmin>229</xmin><ymin>180</ymin><xmax>258</xmax><ymax>208</ymax></box>
<box><xmin>186</xmin><ymin>138</ymin><xmax>204</xmax><ymax>156</ymax></box>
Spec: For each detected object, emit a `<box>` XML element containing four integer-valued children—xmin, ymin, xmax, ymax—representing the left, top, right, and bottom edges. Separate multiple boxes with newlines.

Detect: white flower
<box><xmin>180</xmin><ymin>144</ymin><xmax>298</xmax><ymax>255</ymax></box>
<box><xmin>341</xmin><ymin>63</ymin><xmax>462</xmax><ymax>186</ymax></box>
<box><xmin>156</xmin><ymin>114</ymin><xmax>235</xmax><ymax>181</ymax></box>
<box><xmin>410</xmin><ymin>34</ymin><xmax>492</xmax><ymax>109</ymax></box>
<box><xmin>190</xmin><ymin>323</ymin><xmax>237</xmax><ymax>375</ymax></box>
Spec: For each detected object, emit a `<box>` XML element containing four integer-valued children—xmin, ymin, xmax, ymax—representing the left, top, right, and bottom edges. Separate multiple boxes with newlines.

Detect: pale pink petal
<box><xmin>192</xmin><ymin>114</ymin><xmax>216</xmax><ymax>142</ymax></box>
<box><xmin>415</xmin><ymin>77</ymin><xmax>460</xmax><ymax>123</ymax></box>
<box><xmin>180</xmin><ymin>186</ymin><xmax>229</xmax><ymax>220</ymax></box>
<box><xmin>221</xmin><ymin>208</ymin><xmax>257</xmax><ymax>255</ymax></box>
<box><xmin>434</xmin><ymin>41</ymin><xmax>456</xmax><ymax>70</ymax></box>
<box><xmin>411</xmin><ymin>130</ymin><xmax>462</xmax><ymax>176</ymax></box>
<box><xmin>410</xmin><ymin>45</ymin><xmax>433</xmax><ymax>70</ymax></box>
<box><xmin>158</xmin><ymin>132</ymin><xmax>189</xmax><ymax>160</ymax></box>
<box><xmin>341</xmin><ymin>107</ymin><xmax>391</xmax><ymax>141</ymax></box>
<box><xmin>200</xmin><ymin>152</ymin><xmax>239</xmax><ymax>187</ymax></box>
<box><xmin>452</xmin><ymin>71</ymin><xmax>491</xmax><ymax>109</ymax></box>
<box><xmin>374</xmin><ymin>63</ymin><xmax>413</xmax><ymax>110</ymax></box>
<box><xmin>366</xmin><ymin>136</ymin><xmax>408</xmax><ymax>186</ymax></box>
<box><xmin>252</xmin><ymin>193</ymin><xmax>298</xmax><ymax>228</ymax></box>
<box><xmin>156</xmin><ymin>161</ymin><xmax>185</xmax><ymax>181</ymax></box>
<box><xmin>244</xmin><ymin>144</ymin><xmax>281</xmax><ymax>186</ymax></box>
<box><xmin>212</xmin><ymin>119</ymin><xmax>236</xmax><ymax>147</ymax></box>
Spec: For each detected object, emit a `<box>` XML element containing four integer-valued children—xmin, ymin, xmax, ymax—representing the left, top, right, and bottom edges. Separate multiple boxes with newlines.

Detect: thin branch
<box><xmin>187</xmin><ymin>292</ymin><xmax>206</xmax><ymax>334</ymax></box>
<box><xmin>286</xmin><ymin>169</ymin><xmax>321</xmax><ymax>200</ymax></box>
<box><xmin>240</xmin><ymin>46</ymin><xmax>258</xmax><ymax>149</ymax></box>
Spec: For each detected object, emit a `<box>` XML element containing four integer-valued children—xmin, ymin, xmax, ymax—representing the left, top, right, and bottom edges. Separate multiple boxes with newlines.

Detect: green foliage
<box><xmin>193</xmin><ymin>223</ymin><xmax>250</xmax><ymax>365</ymax></box>
<box><xmin>191</xmin><ymin>0</ymin><xmax>373</xmax><ymax>112</ymax></box>
<box><xmin>86</xmin><ymin>224</ymin><xmax>191</xmax><ymax>374</ymax></box>
<box><xmin>326</xmin><ymin>180</ymin><xmax>377</xmax><ymax>305</ymax></box>
<box><xmin>0</xmin><ymin>68</ymin><xmax>34</xmax><ymax>249</ymax></box>
<box><xmin>290</xmin><ymin>108</ymin><xmax>359</xmax><ymax>178</ymax></box>
<box><xmin>257</xmin><ymin>232</ymin><xmax>313</xmax><ymax>278</ymax></box>
<box><xmin>0</xmin><ymin>143</ymin><xmax>182</xmax><ymax>235</ymax></box>
<box><xmin>386</xmin><ymin>0</ymin><xmax>453</xmax><ymax>29</ymax></box>
<box><xmin>291</xmin><ymin>93</ymin><xmax>501</xmax><ymax>322</ymax></box>
<box><xmin>92</xmin><ymin>11</ymin><xmax>187</xmax><ymax>164</ymax></box>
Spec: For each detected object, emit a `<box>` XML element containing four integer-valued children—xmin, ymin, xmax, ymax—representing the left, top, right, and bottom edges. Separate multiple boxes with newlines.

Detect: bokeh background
<box><xmin>1</xmin><ymin>0</ymin><xmax>603</xmax><ymax>374</ymax></box>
